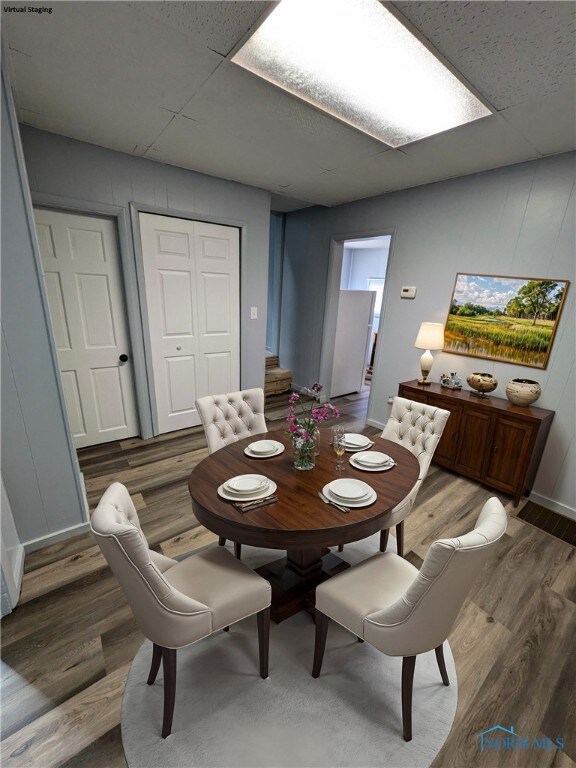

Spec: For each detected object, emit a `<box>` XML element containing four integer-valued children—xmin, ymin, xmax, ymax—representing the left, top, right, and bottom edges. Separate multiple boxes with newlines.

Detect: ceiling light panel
<box><xmin>232</xmin><ymin>0</ymin><xmax>491</xmax><ymax>147</ymax></box>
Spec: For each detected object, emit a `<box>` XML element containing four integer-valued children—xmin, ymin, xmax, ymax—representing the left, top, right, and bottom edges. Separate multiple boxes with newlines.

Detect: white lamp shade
<box><xmin>414</xmin><ymin>322</ymin><xmax>445</xmax><ymax>350</ymax></box>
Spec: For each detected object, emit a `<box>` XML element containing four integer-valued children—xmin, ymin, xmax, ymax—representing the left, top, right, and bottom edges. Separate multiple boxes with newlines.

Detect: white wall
<box><xmin>282</xmin><ymin>153</ymin><xmax>576</xmax><ymax>517</ymax></box>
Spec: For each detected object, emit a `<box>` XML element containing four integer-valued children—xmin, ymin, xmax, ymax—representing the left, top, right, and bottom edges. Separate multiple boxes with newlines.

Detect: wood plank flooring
<box><xmin>1</xmin><ymin>388</ymin><xmax>575</xmax><ymax>767</ymax></box>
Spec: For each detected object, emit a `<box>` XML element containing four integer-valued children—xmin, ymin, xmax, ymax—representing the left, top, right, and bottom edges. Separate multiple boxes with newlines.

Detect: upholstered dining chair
<box><xmin>377</xmin><ymin>396</ymin><xmax>450</xmax><ymax>557</ymax></box>
<box><xmin>313</xmin><ymin>497</ymin><xmax>507</xmax><ymax>741</ymax></box>
<box><xmin>196</xmin><ymin>388</ymin><xmax>267</xmax><ymax>559</ymax></box>
<box><xmin>91</xmin><ymin>482</ymin><xmax>271</xmax><ymax>739</ymax></box>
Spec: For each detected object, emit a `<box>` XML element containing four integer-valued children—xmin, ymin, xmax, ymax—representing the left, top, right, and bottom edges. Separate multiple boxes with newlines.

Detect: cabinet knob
<box><xmin>494</xmin><ymin>445</ymin><xmax>499</xmax><ymax>453</ymax></box>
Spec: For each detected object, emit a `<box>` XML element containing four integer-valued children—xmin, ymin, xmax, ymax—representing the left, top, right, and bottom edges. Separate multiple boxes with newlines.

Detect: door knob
<box><xmin>119</xmin><ymin>354</ymin><xmax>129</xmax><ymax>363</ymax></box>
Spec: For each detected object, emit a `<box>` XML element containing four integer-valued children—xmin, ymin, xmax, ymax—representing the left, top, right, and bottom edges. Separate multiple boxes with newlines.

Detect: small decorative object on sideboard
<box><xmin>440</xmin><ymin>372</ymin><xmax>462</xmax><ymax>390</ymax></box>
<box><xmin>467</xmin><ymin>372</ymin><xmax>498</xmax><ymax>397</ymax></box>
<box><xmin>506</xmin><ymin>379</ymin><xmax>542</xmax><ymax>407</ymax></box>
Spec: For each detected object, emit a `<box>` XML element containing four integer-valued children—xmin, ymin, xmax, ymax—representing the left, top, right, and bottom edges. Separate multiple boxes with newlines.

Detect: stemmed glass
<box><xmin>331</xmin><ymin>426</ymin><xmax>346</xmax><ymax>473</ymax></box>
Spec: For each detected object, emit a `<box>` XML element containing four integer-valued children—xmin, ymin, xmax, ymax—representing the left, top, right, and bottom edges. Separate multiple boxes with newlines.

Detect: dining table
<box><xmin>188</xmin><ymin>428</ymin><xmax>420</xmax><ymax>623</ymax></box>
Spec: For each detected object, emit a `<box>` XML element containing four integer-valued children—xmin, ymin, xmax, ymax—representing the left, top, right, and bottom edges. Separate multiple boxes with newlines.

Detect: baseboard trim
<box><xmin>24</xmin><ymin>521</ymin><xmax>91</xmax><ymax>553</ymax></box>
<box><xmin>528</xmin><ymin>492</ymin><xmax>576</xmax><ymax>522</ymax></box>
<box><xmin>366</xmin><ymin>418</ymin><xmax>385</xmax><ymax>430</ymax></box>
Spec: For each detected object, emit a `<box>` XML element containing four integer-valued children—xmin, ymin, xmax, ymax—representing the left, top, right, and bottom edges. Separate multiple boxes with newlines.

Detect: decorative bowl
<box><xmin>506</xmin><ymin>379</ymin><xmax>541</xmax><ymax>407</ymax></box>
<box><xmin>467</xmin><ymin>372</ymin><xmax>498</xmax><ymax>397</ymax></box>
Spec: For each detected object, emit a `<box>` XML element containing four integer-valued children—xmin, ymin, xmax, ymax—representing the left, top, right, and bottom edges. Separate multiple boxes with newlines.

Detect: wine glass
<box><xmin>331</xmin><ymin>426</ymin><xmax>346</xmax><ymax>472</ymax></box>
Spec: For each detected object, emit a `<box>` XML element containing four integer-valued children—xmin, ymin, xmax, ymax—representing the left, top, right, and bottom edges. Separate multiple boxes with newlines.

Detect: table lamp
<box><xmin>414</xmin><ymin>322</ymin><xmax>444</xmax><ymax>385</ymax></box>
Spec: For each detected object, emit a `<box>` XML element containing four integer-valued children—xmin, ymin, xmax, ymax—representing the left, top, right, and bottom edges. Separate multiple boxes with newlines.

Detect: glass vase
<box><xmin>292</xmin><ymin>436</ymin><xmax>316</xmax><ymax>470</ymax></box>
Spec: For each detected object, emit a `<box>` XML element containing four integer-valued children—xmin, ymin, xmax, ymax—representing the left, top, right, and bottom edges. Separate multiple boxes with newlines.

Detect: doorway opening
<box><xmin>330</xmin><ymin>236</ymin><xmax>391</xmax><ymax>398</ymax></box>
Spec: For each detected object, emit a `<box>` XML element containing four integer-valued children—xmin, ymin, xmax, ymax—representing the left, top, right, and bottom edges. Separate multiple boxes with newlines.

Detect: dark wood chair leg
<box><xmin>380</xmin><ymin>528</ymin><xmax>390</xmax><ymax>553</ymax></box>
<box><xmin>222</xmin><ymin>626</ymin><xmax>230</xmax><ymax>632</ymax></box>
<box><xmin>312</xmin><ymin>609</ymin><xmax>330</xmax><ymax>678</ymax></box>
<box><xmin>435</xmin><ymin>644</ymin><xmax>450</xmax><ymax>686</ymax></box>
<box><xmin>257</xmin><ymin>606</ymin><xmax>270</xmax><ymax>679</ymax></box>
<box><xmin>337</xmin><ymin>544</ymin><xmax>344</xmax><ymax>552</ymax></box>
<box><xmin>396</xmin><ymin>521</ymin><xmax>404</xmax><ymax>558</ymax></box>
<box><xmin>161</xmin><ymin>647</ymin><xmax>177</xmax><ymax>739</ymax></box>
<box><xmin>401</xmin><ymin>655</ymin><xmax>416</xmax><ymax>742</ymax></box>
<box><xmin>234</xmin><ymin>542</ymin><xmax>242</xmax><ymax>559</ymax></box>
<box><xmin>147</xmin><ymin>643</ymin><xmax>162</xmax><ymax>685</ymax></box>
<box><xmin>218</xmin><ymin>536</ymin><xmax>226</xmax><ymax>546</ymax></box>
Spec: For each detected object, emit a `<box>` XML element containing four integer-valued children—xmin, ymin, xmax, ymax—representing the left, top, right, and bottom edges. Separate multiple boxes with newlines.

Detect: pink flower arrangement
<box><xmin>287</xmin><ymin>383</ymin><xmax>340</xmax><ymax>445</ymax></box>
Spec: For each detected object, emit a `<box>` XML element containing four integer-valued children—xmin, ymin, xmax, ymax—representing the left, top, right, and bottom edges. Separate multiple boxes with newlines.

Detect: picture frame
<box><xmin>443</xmin><ymin>273</ymin><xmax>570</xmax><ymax>369</ymax></box>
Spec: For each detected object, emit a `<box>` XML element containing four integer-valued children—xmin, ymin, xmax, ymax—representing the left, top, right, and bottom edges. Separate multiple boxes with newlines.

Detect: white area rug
<box><xmin>122</xmin><ymin>535</ymin><xmax>458</xmax><ymax>768</ymax></box>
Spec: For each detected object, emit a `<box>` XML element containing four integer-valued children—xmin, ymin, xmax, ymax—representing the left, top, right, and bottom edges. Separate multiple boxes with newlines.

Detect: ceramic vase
<box><xmin>506</xmin><ymin>379</ymin><xmax>541</xmax><ymax>407</ymax></box>
<box><xmin>467</xmin><ymin>372</ymin><xmax>498</xmax><ymax>397</ymax></box>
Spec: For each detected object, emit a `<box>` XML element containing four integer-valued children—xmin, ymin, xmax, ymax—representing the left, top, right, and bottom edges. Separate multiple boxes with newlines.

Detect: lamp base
<box><xmin>417</xmin><ymin>377</ymin><xmax>432</xmax><ymax>386</ymax></box>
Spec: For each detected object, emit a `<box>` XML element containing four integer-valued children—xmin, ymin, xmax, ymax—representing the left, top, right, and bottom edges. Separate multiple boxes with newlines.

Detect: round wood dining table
<box><xmin>188</xmin><ymin>428</ymin><xmax>420</xmax><ymax>622</ymax></box>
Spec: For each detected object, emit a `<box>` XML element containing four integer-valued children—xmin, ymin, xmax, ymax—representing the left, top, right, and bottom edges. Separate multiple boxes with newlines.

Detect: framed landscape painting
<box><xmin>444</xmin><ymin>274</ymin><xmax>570</xmax><ymax>369</ymax></box>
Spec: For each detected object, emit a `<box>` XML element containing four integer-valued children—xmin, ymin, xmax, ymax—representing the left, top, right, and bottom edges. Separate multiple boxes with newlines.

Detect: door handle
<box><xmin>119</xmin><ymin>354</ymin><xmax>129</xmax><ymax>363</ymax></box>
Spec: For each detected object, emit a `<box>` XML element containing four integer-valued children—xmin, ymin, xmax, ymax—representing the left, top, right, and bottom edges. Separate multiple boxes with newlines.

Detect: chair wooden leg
<box><xmin>396</xmin><ymin>521</ymin><xmax>404</xmax><ymax>558</ymax></box>
<box><xmin>401</xmin><ymin>655</ymin><xmax>416</xmax><ymax>742</ymax></box>
<box><xmin>147</xmin><ymin>643</ymin><xmax>162</xmax><ymax>685</ymax></box>
<box><xmin>337</xmin><ymin>544</ymin><xmax>344</xmax><ymax>552</ymax></box>
<box><xmin>161</xmin><ymin>647</ymin><xmax>177</xmax><ymax>739</ymax></box>
<box><xmin>380</xmin><ymin>528</ymin><xmax>390</xmax><ymax>553</ymax></box>
<box><xmin>257</xmin><ymin>606</ymin><xmax>270</xmax><ymax>679</ymax></box>
<box><xmin>234</xmin><ymin>542</ymin><xmax>242</xmax><ymax>559</ymax></box>
<box><xmin>218</xmin><ymin>536</ymin><xmax>226</xmax><ymax>547</ymax></box>
<box><xmin>312</xmin><ymin>609</ymin><xmax>330</xmax><ymax>678</ymax></box>
<box><xmin>435</xmin><ymin>644</ymin><xmax>450</xmax><ymax>686</ymax></box>
<box><xmin>222</xmin><ymin>626</ymin><xmax>230</xmax><ymax>632</ymax></box>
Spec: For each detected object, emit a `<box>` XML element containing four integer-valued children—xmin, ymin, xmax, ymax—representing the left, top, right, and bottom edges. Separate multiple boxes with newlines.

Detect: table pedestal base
<box><xmin>256</xmin><ymin>548</ymin><xmax>350</xmax><ymax>623</ymax></box>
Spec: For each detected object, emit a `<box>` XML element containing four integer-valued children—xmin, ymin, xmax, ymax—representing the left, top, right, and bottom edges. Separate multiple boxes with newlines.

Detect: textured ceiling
<box><xmin>3</xmin><ymin>1</ymin><xmax>575</xmax><ymax>212</ymax></box>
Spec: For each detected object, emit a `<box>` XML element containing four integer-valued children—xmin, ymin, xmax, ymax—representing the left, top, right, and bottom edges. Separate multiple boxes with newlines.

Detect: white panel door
<box><xmin>34</xmin><ymin>209</ymin><xmax>139</xmax><ymax>448</ymax></box>
<box><xmin>139</xmin><ymin>213</ymin><xmax>240</xmax><ymax>433</ymax></box>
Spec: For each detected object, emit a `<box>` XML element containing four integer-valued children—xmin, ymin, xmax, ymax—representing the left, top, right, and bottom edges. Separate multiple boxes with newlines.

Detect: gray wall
<box><xmin>20</xmin><ymin>126</ymin><xmax>272</xmax><ymax>421</ymax></box>
<box><xmin>1</xmin><ymin>65</ymin><xmax>87</xmax><ymax>546</ymax></box>
<box><xmin>282</xmin><ymin>153</ymin><xmax>576</xmax><ymax>517</ymax></box>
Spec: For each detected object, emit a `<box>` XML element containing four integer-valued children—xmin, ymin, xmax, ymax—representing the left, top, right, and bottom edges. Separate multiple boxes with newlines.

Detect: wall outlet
<box><xmin>250</xmin><ymin>306</ymin><xmax>258</xmax><ymax>319</ymax></box>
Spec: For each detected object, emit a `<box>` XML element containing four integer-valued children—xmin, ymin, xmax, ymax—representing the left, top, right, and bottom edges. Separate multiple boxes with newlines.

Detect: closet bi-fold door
<box><xmin>139</xmin><ymin>213</ymin><xmax>240</xmax><ymax>433</ymax></box>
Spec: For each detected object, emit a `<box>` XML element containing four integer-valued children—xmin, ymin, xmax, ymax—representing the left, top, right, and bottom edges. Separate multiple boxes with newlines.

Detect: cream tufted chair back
<box><xmin>381</xmin><ymin>396</ymin><xmax>451</xmax><ymax>482</ymax></box>
<box><xmin>196</xmin><ymin>388</ymin><xmax>267</xmax><ymax>454</ymax></box>
<box><xmin>90</xmin><ymin>482</ymin><xmax>212</xmax><ymax>648</ymax></box>
<box><xmin>367</xmin><ymin>396</ymin><xmax>451</xmax><ymax>557</ymax></box>
<box><xmin>363</xmin><ymin>497</ymin><xmax>507</xmax><ymax>656</ymax></box>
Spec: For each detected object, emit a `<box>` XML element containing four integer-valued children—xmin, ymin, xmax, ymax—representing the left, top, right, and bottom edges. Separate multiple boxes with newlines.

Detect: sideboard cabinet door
<box><xmin>454</xmin><ymin>409</ymin><xmax>492</xmax><ymax>480</ymax></box>
<box><xmin>427</xmin><ymin>395</ymin><xmax>461</xmax><ymax>467</ymax></box>
<box><xmin>484</xmin><ymin>417</ymin><xmax>534</xmax><ymax>495</ymax></box>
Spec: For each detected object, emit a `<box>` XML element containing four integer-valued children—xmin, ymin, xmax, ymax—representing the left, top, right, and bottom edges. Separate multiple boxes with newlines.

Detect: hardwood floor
<box><xmin>1</xmin><ymin>388</ymin><xmax>575</xmax><ymax>767</ymax></box>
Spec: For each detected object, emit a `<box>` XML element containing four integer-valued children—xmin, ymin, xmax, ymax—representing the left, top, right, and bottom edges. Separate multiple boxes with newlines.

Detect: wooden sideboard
<box><xmin>398</xmin><ymin>380</ymin><xmax>554</xmax><ymax>506</ymax></box>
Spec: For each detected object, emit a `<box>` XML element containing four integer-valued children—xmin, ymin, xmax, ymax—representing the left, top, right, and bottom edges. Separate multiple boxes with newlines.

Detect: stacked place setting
<box><xmin>342</xmin><ymin>433</ymin><xmax>374</xmax><ymax>452</ymax></box>
<box><xmin>321</xmin><ymin>478</ymin><xmax>376</xmax><ymax>508</ymax></box>
<box><xmin>349</xmin><ymin>451</ymin><xmax>396</xmax><ymax>472</ymax></box>
<box><xmin>244</xmin><ymin>439</ymin><xmax>285</xmax><ymax>458</ymax></box>
<box><xmin>218</xmin><ymin>473</ymin><xmax>278</xmax><ymax>511</ymax></box>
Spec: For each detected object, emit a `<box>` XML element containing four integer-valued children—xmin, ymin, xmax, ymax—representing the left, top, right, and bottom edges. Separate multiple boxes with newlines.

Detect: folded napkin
<box><xmin>233</xmin><ymin>495</ymin><xmax>278</xmax><ymax>513</ymax></box>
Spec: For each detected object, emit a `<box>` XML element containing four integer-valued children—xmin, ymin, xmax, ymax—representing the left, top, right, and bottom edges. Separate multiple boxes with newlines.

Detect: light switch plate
<box><xmin>250</xmin><ymin>306</ymin><xmax>258</xmax><ymax>319</ymax></box>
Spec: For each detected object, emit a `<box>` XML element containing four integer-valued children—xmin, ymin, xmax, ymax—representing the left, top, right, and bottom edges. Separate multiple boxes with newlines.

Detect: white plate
<box><xmin>354</xmin><ymin>451</ymin><xmax>392</xmax><ymax>467</ymax></box>
<box><xmin>322</xmin><ymin>483</ymin><xmax>377</xmax><ymax>508</ymax></box>
<box><xmin>244</xmin><ymin>441</ymin><xmax>285</xmax><ymax>459</ymax></box>
<box><xmin>343</xmin><ymin>433</ymin><xmax>371</xmax><ymax>448</ymax></box>
<box><xmin>248</xmin><ymin>440</ymin><xmax>278</xmax><ymax>455</ymax></box>
<box><xmin>328</xmin><ymin>478</ymin><xmax>372</xmax><ymax>501</ymax></box>
<box><xmin>350</xmin><ymin>454</ymin><xmax>395</xmax><ymax>473</ymax></box>
<box><xmin>218</xmin><ymin>480</ymin><xmax>277</xmax><ymax>502</ymax></box>
<box><xmin>225</xmin><ymin>474</ymin><xmax>269</xmax><ymax>494</ymax></box>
